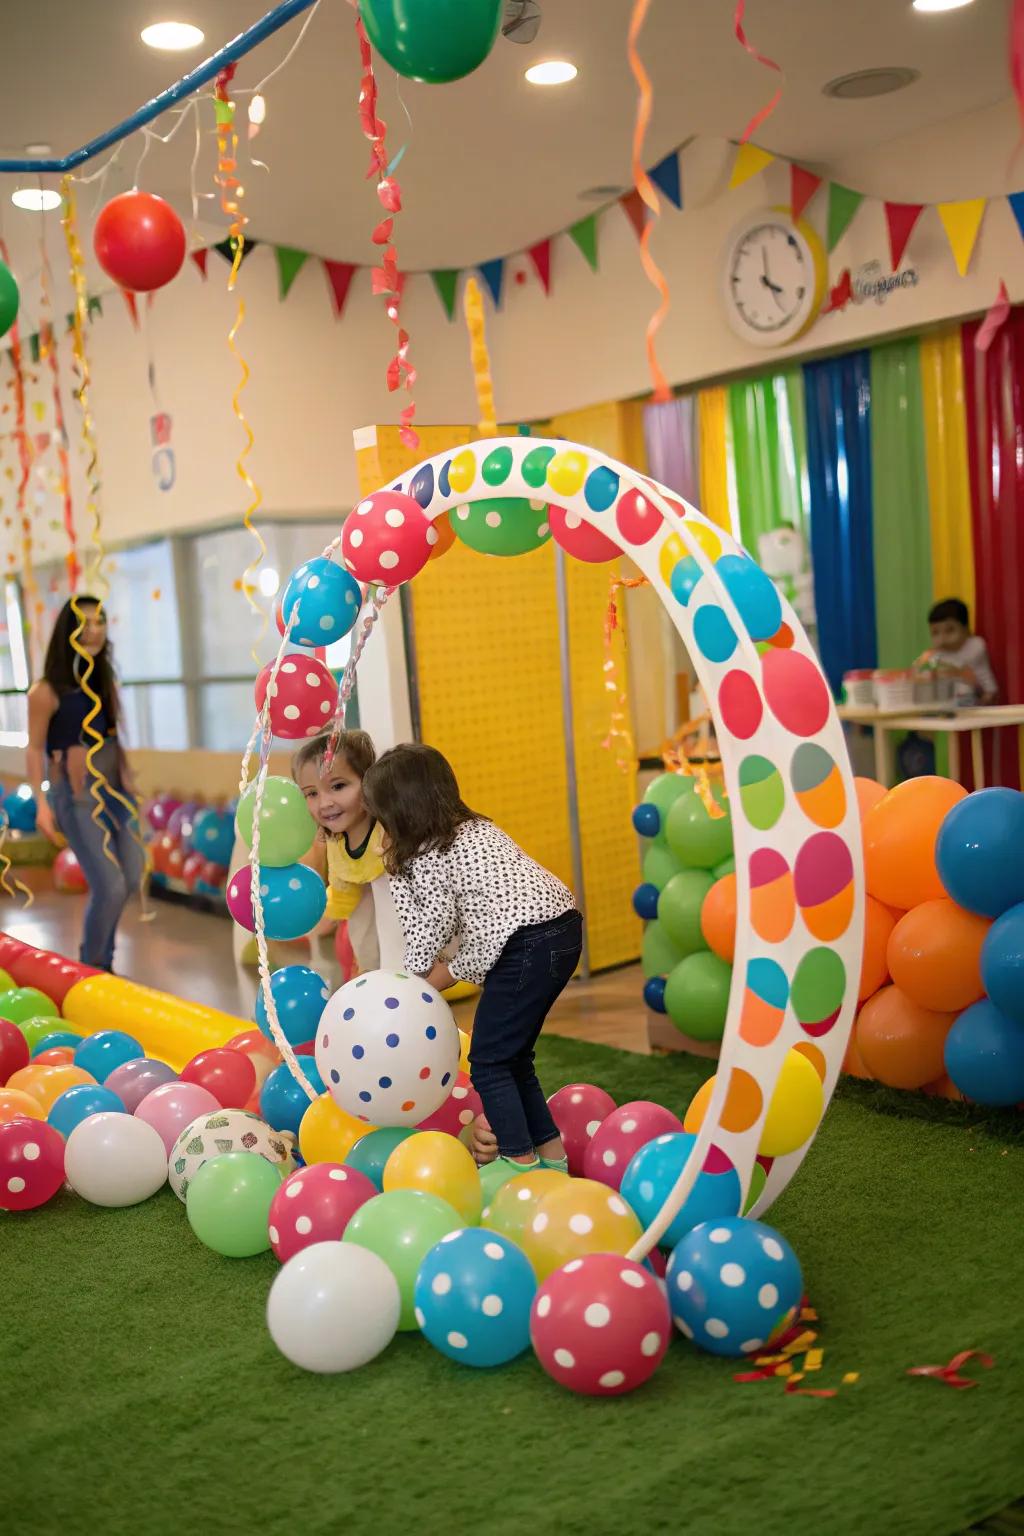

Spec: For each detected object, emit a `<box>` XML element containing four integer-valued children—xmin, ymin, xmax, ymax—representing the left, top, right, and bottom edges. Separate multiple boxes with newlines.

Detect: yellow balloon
<box><xmin>6</xmin><ymin>1063</ymin><xmax>96</xmax><ymax>1112</ymax></box>
<box><xmin>758</xmin><ymin>1050</ymin><xmax>824</xmax><ymax>1158</ymax></box>
<box><xmin>299</xmin><ymin>1093</ymin><xmax>373</xmax><ymax>1165</ymax></box>
<box><xmin>383</xmin><ymin>1130</ymin><xmax>482</xmax><ymax>1225</ymax></box>
<box><xmin>458</xmin><ymin>1029</ymin><xmax>471</xmax><ymax>1074</ymax></box>
<box><xmin>519</xmin><ymin>1177</ymin><xmax>643</xmax><ymax>1281</ymax></box>
<box><xmin>481</xmin><ymin>1168</ymin><xmax>567</xmax><ymax>1246</ymax></box>
<box><xmin>683</xmin><ymin>1076</ymin><xmax>714</xmax><ymax>1133</ymax></box>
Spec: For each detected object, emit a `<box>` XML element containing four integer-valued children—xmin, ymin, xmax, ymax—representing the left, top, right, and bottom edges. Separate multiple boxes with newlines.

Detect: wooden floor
<box><xmin>1</xmin><ymin>890</ymin><xmax>652</xmax><ymax>1055</ymax></box>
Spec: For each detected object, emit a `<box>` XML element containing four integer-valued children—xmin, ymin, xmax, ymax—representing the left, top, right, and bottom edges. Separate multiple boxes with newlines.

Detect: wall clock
<box><xmin>722</xmin><ymin>208</ymin><xmax>827</xmax><ymax>347</ymax></box>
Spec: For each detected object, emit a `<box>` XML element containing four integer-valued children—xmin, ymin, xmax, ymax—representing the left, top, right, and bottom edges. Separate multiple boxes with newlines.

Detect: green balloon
<box><xmin>713</xmin><ymin>856</ymin><xmax>736</xmax><ymax>879</ymax></box>
<box><xmin>346</xmin><ymin>1127</ymin><xmax>416</xmax><ymax>1192</ymax></box>
<box><xmin>642</xmin><ymin>843</ymin><xmax>683</xmax><ymax>892</ymax></box>
<box><xmin>642</xmin><ymin>772</ymin><xmax>693</xmax><ymax>847</ymax></box>
<box><xmin>20</xmin><ymin>1016</ymin><xmax>67</xmax><ymax>1056</ymax></box>
<box><xmin>0</xmin><ymin>987</ymin><xmax>59</xmax><ymax>1026</ymax></box>
<box><xmin>344</xmin><ymin>1188</ymin><xmax>462</xmax><ymax>1330</ymax></box>
<box><xmin>0</xmin><ymin>260</ymin><xmax>19</xmax><ymax>340</ymax></box>
<box><xmin>641</xmin><ymin>919</ymin><xmax>684</xmax><ymax>980</ymax></box>
<box><xmin>743</xmin><ymin>1160</ymin><xmax>768</xmax><ymax>1215</ymax></box>
<box><xmin>452</xmin><ymin>498</ymin><xmax>552</xmax><ymax>558</ymax></box>
<box><xmin>664</xmin><ymin>952</ymin><xmax>733</xmax><ymax>1041</ymax></box>
<box><xmin>361</xmin><ymin>0</ymin><xmax>502</xmax><ymax>83</ymax></box>
<box><xmin>0</xmin><ymin>968</ymin><xmax>14</xmax><ymax>994</ymax></box>
<box><xmin>235</xmin><ymin>776</ymin><xmax>316</xmax><ymax>867</ymax></box>
<box><xmin>185</xmin><ymin>1152</ymin><xmax>284</xmax><ymax>1258</ymax></box>
<box><xmin>665</xmin><ymin>786</ymin><xmax>733</xmax><ymax>870</ymax></box>
<box><xmin>479</xmin><ymin>1157</ymin><xmax>530</xmax><ymax>1206</ymax></box>
<box><xmin>657</xmin><ymin>870</ymin><xmax>714</xmax><ymax>955</ymax></box>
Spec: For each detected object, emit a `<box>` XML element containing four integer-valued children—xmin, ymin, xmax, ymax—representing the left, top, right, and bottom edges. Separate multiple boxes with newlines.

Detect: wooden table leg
<box><xmin>948</xmin><ymin>732</ymin><xmax>961</xmax><ymax>784</ymax></box>
<box><xmin>971</xmin><ymin>729</ymin><xmax>985</xmax><ymax>789</ymax></box>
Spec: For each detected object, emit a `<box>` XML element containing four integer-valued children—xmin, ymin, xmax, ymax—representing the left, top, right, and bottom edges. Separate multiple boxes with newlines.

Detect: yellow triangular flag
<box><xmin>937</xmin><ymin>198</ymin><xmax>987</xmax><ymax>277</ymax></box>
<box><xmin>729</xmin><ymin>143</ymin><xmax>775</xmax><ymax>190</ymax></box>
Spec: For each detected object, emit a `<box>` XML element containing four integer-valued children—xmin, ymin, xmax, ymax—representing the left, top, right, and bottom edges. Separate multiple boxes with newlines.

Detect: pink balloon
<box><xmin>416</xmin><ymin>1071</ymin><xmax>481</xmax><ymax>1136</ymax></box>
<box><xmin>268</xmin><ymin>1162</ymin><xmax>377</xmax><ymax>1263</ymax></box>
<box><xmin>582</xmin><ymin>1100</ymin><xmax>684</xmax><ymax>1191</ymax></box>
<box><xmin>547</xmin><ymin>1083</ymin><xmax>617</xmax><ymax>1176</ymax></box>
<box><xmin>0</xmin><ymin>1119</ymin><xmax>65</xmax><ymax>1211</ymax></box>
<box><xmin>134</xmin><ymin>1080</ymin><xmax>220</xmax><ymax>1154</ymax></box>
<box><xmin>530</xmin><ymin>1253</ymin><xmax>670</xmax><ymax>1396</ymax></box>
<box><xmin>225</xmin><ymin>866</ymin><xmax>256</xmax><ymax>931</ymax></box>
<box><xmin>104</xmin><ymin>1058</ymin><xmax>178</xmax><ymax>1114</ymax></box>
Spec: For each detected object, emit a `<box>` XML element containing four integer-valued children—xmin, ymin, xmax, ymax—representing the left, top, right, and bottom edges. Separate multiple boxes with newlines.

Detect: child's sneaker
<box><xmin>539</xmin><ymin>1154</ymin><xmax>569</xmax><ymax>1174</ymax></box>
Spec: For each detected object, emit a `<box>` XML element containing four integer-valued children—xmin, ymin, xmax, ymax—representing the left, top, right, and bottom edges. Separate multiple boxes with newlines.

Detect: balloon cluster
<box><xmin>143</xmin><ymin>796</ymin><xmax>235</xmax><ymax>896</ymax></box>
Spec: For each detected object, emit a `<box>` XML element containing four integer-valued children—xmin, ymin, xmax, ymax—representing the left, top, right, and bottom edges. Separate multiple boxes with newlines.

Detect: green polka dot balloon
<box><xmin>451</xmin><ymin>498</ymin><xmax>552</xmax><ymax>557</ymax></box>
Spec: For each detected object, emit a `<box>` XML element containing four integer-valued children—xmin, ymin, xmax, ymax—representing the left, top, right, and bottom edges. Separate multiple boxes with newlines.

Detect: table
<box><xmin>837</xmin><ymin>703</ymin><xmax>1024</xmax><ymax>787</ymax></box>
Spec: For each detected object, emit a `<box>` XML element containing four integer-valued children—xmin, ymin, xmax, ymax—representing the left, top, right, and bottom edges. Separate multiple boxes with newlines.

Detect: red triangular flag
<box><xmin>323</xmin><ymin>259</ymin><xmax>357</xmax><ymax>318</ymax></box>
<box><xmin>527</xmin><ymin>238</ymin><xmax>552</xmax><ymax>294</ymax></box>
<box><xmin>190</xmin><ymin>248</ymin><xmax>208</xmax><ymax>280</ymax></box>
<box><xmin>121</xmin><ymin>290</ymin><xmax>139</xmax><ymax>328</ymax></box>
<box><xmin>620</xmin><ymin>188</ymin><xmax>647</xmax><ymax>240</ymax></box>
<box><xmin>884</xmin><ymin>202</ymin><xmax>924</xmax><ymax>271</ymax></box>
<box><xmin>791</xmin><ymin>166</ymin><xmax>822</xmax><ymax>223</ymax></box>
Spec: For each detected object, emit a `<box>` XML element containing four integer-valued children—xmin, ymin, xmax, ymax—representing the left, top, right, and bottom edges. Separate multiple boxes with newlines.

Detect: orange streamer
<box><xmin>39</xmin><ymin>228</ymin><xmax>78</xmax><ymax>591</ymax></box>
<box><xmin>734</xmin><ymin>0</ymin><xmax>783</xmax><ymax>145</ymax></box>
<box><xmin>603</xmin><ymin>576</ymin><xmax>647</xmax><ymax>773</ymax></box>
<box><xmin>626</xmin><ymin>0</ymin><xmax>672</xmax><ymax>404</ymax></box>
<box><xmin>0</xmin><ymin>238</ymin><xmax>39</xmax><ymax>661</ymax></box>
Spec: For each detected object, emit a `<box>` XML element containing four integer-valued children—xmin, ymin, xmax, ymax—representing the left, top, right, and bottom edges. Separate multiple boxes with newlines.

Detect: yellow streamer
<box><xmin>919</xmin><ymin>330</ymin><xmax>975</xmax><ymax>613</ymax></box>
<box><xmin>698</xmin><ymin>386</ymin><xmax>734</xmax><ymax>534</ymax></box>
<box><xmin>462</xmin><ymin>277</ymin><xmax>497</xmax><ymax>437</ymax></box>
<box><xmin>0</xmin><ymin>807</ymin><xmax>34</xmax><ymax>907</ymax></box>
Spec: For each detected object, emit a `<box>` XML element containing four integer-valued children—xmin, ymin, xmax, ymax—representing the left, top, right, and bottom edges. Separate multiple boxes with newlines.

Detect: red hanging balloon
<box><xmin>94</xmin><ymin>190</ymin><xmax>186</xmax><ymax>293</ymax></box>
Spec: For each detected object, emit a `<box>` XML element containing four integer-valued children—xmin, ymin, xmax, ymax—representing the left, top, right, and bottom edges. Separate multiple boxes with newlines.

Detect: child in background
<box><xmin>917</xmin><ymin>598</ymin><xmax>998</xmax><ymax>705</ymax></box>
<box><xmin>362</xmin><ymin>743</ymin><xmax>582</xmax><ymax>1176</ymax></box>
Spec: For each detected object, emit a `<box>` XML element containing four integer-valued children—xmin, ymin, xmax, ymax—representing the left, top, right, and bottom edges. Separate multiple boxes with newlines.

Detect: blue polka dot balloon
<box><xmin>620</xmin><ymin>1132</ymin><xmax>741</xmax><ymax>1250</ymax></box>
<box><xmin>255</xmin><ymin>964</ymin><xmax>330</xmax><ymax>1048</ymax></box>
<box><xmin>665</xmin><ymin>1217</ymin><xmax>803</xmax><ymax>1357</ymax></box>
<box><xmin>281</xmin><ymin>557</ymin><xmax>362</xmax><ymax>649</ymax></box>
<box><xmin>415</xmin><ymin>1228</ymin><xmax>537</xmax><ymax>1367</ymax></box>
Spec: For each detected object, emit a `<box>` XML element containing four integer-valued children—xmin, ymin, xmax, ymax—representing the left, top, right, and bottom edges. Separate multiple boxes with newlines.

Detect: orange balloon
<box><xmin>854</xmin><ymin>777</ymin><xmax>887</xmax><ymax>819</ymax></box>
<box><xmin>855</xmin><ymin>986</ymin><xmax>955</xmax><ymax>1089</ymax></box>
<box><xmin>887</xmin><ymin>898</ymin><xmax>989</xmax><ymax>1012</ymax></box>
<box><xmin>700</xmin><ymin>874</ymin><xmax>737</xmax><ymax>962</ymax></box>
<box><xmin>862</xmin><ymin>776</ymin><xmax>967</xmax><ymax>909</ymax></box>
<box><xmin>428</xmin><ymin>513</ymin><xmax>457</xmax><ymax>562</ymax></box>
<box><xmin>683</xmin><ymin>1076</ymin><xmax>713</xmax><ymax>1133</ymax></box>
<box><xmin>842</xmin><ymin>1030</ymin><xmax>873</xmax><ymax>1080</ymax></box>
<box><xmin>922</xmin><ymin>1073</ymin><xmax>965</xmax><ymax>1101</ymax></box>
<box><xmin>5</xmin><ymin>1062</ymin><xmax>96</xmax><ymax>1111</ymax></box>
<box><xmin>33</xmin><ymin>1046</ymin><xmax>76</xmax><ymax>1066</ymax></box>
<box><xmin>0</xmin><ymin>1086</ymin><xmax>45</xmax><ymax>1123</ymax></box>
<box><xmin>859</xmin><ymin>895</ymin><xmax>897</xmax><ymax>1001</ymax></box>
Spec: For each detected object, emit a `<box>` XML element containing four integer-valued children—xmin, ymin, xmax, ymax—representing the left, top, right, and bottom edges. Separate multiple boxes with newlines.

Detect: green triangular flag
<box><xmin>431</xmin><ymin>269</ymin><xmax>459</xmax><ymax>320</ymax></box>
<box><xmin>275</xmin><ymin>246</ymin><xmax>309</xmax><ymax>299</ymax></box>
<box><xmin>87</xmin><ymin>294</ymin><xmax>102</xmax><ymax>319</ymax></box>
<box><xmin>29</xmin><ymin>333</ymin><xmax>40</xmax><ymax>364</ymax></box>
<box><xmin>568</xmin><ymin>213</ymin><xmax>598</xmax><ymax>271</ymax></box>
<box><xmin>827</xmin><ymin>183</ymin><xmax>864</xmax><ymax>252</ymax></box>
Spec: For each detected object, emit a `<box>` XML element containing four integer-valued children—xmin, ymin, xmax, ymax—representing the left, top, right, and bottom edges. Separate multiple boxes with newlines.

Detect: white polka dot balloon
<box><xmin>315</xmin><ymin>970</ymin><xmax>461</xmax><ymax>1128</ymax></box>
<box><xmin>341</xmin><ymin>490</ymin><xmax>435</xmax><ymax>586</ymax></box>
<box><xmin>665</xmin><ymin>1216</ymin><xmax>803</xmax><ymax>1356</ymax></box>
<box><xmin>254</xmin><ymin>656</ymin><xmax>336</xmax><ymax>739</ymax></box>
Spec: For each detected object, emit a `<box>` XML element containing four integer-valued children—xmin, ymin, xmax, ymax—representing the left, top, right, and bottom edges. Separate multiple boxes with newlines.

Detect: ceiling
<box><xmin>0</xmin><ymin>0</ymin><xmax>1013</xmax><ymax>276</ymax></box>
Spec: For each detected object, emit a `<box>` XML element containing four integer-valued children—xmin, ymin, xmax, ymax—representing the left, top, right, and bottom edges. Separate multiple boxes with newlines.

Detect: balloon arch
<box><xmin>245</xmin><ymin>436</ymin><xmax>864</xmax><ymax>1263</ymax></box>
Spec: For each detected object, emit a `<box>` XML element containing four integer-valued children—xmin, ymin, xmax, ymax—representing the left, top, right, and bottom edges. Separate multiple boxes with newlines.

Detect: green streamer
<box><xmin>727</xmin><ymin>370</ymin><xmax>810</xmax><ymax>555</ymax></box>
<box><xmin>869</xmin><ymin>338</ymin><xmax>933</xmax><ymax>669</ymax></box>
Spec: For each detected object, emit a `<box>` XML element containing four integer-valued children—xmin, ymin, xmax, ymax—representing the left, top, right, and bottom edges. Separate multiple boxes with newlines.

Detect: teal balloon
<box><xmin>664</xmin><ymin>952</ymin><xmax>733</xmax><ymax>1041</ymax></box>
<box><xmin>235</xmin><ymin>776</ymin><xmax>316</xmax><ymax>867</ymax></box>
<box><xmin>361</xmin><ymin>0</ymin><xmax>502</xmax><ymax>84</ymax></box>
<box><xmin>0</xmin><ymin>260</ymin><xmax>19</xmax><ymax>340</ymax></box>
<box><xmin>643</xmin><ymin>772</ymin><xmax>693</xmax><ymax>848</ymax></box>
<box><xmin>642</xmin><ymin>843</ymin><xmax>684</xmax><ymax>892</ymax></box>
<box><xmin>346</xmin><ymin>1127</ymin><xmax>416</xmax><ymax>1192</ymax></box>
<box><xmin>665</xmin><ymin>785</ymin><xmax>732</xmax><ymax>869</ymax></box>
<box><xmin>657</xmin><ymin>870</ymin><xmax>714</xmax><ymax>955</ymax></box>
<box><xmin>641</xmin><ymin>919</ymin><xmax>684</xmax><ymax>980</ymax></box>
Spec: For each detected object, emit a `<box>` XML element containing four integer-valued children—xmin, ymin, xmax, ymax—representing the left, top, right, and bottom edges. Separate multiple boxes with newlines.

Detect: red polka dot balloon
<box><xmin>582</xmin><ymin>1100</ymin><xmax>684</xmax><ymax>1191</ymax></box>
<box><xmin>0</xmin><ymin>1118</ymin><xmax>65</xmax><ymax>1211</ymax></box>
<box><xmin>341</xmin><ymin>490</ymin><xmax>435</xmax><ymax>585</ymax></box>
<box><xmin>548</xmin><ymin>506</ymin><xmax>621</xmax><ymax>564</ymax></box>
<box><xmin>255</xmin><ymin>656</ymin><xmax>336</xmax><ymax>739</ymax></box>
<box><xmin>268</xmin><ymin>1161</ymin><xmax>377</xmax><ymax>1263</ymax></box>
<box><xmin>416</xmin><ymin>1071</ymin><xmax>482</xmax><ymax>1136</ymax></box>
<box><xmin>547</xmin><ymin>1082</ymin><xmax>617</xmax><ymax>1175</ymax></box>
<box><xmin>531</xmin><ymin>1253</ymin><xmax>671</xmax><ymax>1396</ymax></box>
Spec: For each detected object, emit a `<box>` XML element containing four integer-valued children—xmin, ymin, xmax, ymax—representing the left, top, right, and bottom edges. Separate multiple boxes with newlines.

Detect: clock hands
<box><xmin>759</xmin><ymin>245</ymin><xmax>786</xmax><ymax>310</ymax></box>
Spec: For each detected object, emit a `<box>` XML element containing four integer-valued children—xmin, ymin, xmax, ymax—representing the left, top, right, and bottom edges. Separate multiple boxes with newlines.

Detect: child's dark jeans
<box><xmin>469</xmin><ymin>909</ymin><xmax>583</xmax><ymax>1158</ymax></box>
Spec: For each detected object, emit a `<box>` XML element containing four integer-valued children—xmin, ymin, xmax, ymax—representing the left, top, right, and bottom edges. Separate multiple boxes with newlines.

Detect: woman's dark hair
<box><xmin>43</xmin><ymin>595</ymin><xmax>118</xmax><ymax>726</ymax></box>
<box><xmin>292</xmin><ymin>729</ymin><xmax>376</xmax><ymax>783</ymax></box>
<box><xmin>362</xmin><ymin>744</ymin><xmax>481</xmax><ymax>875</ymax></box>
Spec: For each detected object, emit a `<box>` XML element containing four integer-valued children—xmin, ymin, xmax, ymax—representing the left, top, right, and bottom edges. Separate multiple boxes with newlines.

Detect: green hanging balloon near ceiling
<box><xmin>451</xmin><ymin>498</ymin><xmax>553</xmax><ymax>558</ymax></box>
<box><xmin>360</xmin><ymin>0</ymin><xmax>503</xmax><ymax>84</ymax></box>
<box><xmin>0</xmin><ymin>261</ymin><xmax>20</xmax><ymax>340</ymax></box>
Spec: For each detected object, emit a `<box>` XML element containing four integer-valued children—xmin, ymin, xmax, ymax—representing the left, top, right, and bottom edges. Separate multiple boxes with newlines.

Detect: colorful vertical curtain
<box><xmin>697</xmin><ymin>387</ymin><xmax>734</xmax><ymax>535</ymax></box>
<box><xmin>727</xmin><ymin>370</ymin><xmax>809</xmax><ymax>555</ymax></box>
<box><xmin>919</xmin><ymin>332</ymin><xmax>976</xmax><ymax>615</ymax></box>
<box><xmin>643</xmin><ymin>397</ymin><xmax>699</xmax><ymax>503</ymax></box>
<box><xmin>803</xmin><ymin>351</ymin><xmax>877</xmax><ymax>695</ymax></box>
<box><xmin>868</xmin><ymin>339</ymin><xmax>933</xmax><ymax>669</ymax></box>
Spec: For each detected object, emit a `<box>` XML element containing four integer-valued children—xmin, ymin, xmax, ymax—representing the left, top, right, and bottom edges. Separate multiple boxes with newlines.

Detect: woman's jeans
<box><xmin>469</xmin><ymin>910</ymin><xmax>583</xmax><ymax>1158</ymax></box>
<box><xmin>49</xmin><ymin>779</ymin><xmax>145</xmax><ymax>971</ymax></box>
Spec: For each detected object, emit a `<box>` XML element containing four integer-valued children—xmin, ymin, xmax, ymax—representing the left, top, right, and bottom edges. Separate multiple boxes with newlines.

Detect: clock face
<box><xmin>724</xmin><ymin>216</ymin><xmax>818</xmax><ymax>347</ymax></box>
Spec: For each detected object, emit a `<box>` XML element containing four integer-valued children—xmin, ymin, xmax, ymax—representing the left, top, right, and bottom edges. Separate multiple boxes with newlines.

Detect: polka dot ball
<box><xmin>254</xmin><ymin>656</ymin><xmax>336</xmax><ymax>740</ymax></box>
<box><xmin>268</xmin><ymin>1161</ymin><xmax>377</xmax><ymax>1263</ymax></box>
<box><xmin>530</xmin><ymin>1253</ymin><xmax>670</xmax><ymax>1396</ymax></box>
<box><xmin>341</xmin><ymin>490</ymin><xmax>435</xmax><ymax>585</ymax></box>
<box><xmin>665</xmin><ymin>1216</ymin><xmax>803</xmax><ymax>1357</ymax></box>
<box><xmin>414</xmin><ymin>1227</ymin><xmax>537</xmax><ymax>1367</ymax></box>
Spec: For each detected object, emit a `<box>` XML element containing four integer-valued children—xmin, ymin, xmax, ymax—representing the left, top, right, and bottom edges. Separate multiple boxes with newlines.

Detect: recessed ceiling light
<box><xmin>525</xmin><ymin>59</ymin><xmax>578</xmax><ymax>86</ymax></box>
<box><xmin>25</xmin><ymin>143</ymin><xmax>52</xmax><ymax>156</ymax></box>
<box><xmin>823</xmin><ymin>66</ymin><xmax>919</xmax><ymax>99</ymax></box>
<box><xmin>912</xmin><ymin>0</ymin><xmax>974</xmax><ymax>11</ymax></box>
<box><xmin>140</xmin><ymin>21</ymin><xmax>205</xmax><ymax>51</ymax></box>
<box><xmin>11</xmin><ymin>188</ymin><xmax>62</xmax><ymax>212</ymax></box>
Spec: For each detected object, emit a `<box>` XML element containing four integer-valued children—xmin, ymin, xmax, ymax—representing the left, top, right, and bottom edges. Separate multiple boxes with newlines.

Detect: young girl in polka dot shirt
<box><xmin>363</xmin><ymin>744</ymin><xmax>582</xmax><ymax>1177</ymax></box>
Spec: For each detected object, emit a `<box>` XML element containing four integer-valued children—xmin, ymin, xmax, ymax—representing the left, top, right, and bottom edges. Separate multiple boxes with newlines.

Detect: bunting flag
<box><xmin>620</xmin><ymin>187</ymin><xmax>647</xmax><ymax>240</ymax></box>
<box><xmin>650</xmin><ymin>149</ymin><xmax>682</xmax><ymax>209</ymax></box>
<box><xmin>527</xmin><ymin>239</ymin><xmax>552</xmax><ymax>294</ymax></box>
<box><xmin>28</xmin><ymin>333</ymin><xmax>41</xmax><ymax>364</ymax></box>
<box><xmin>213</xmin><ymin>235</ymin><xmax>260</xmax><ymax>267</ymax></box>
<box><xmin>884</xmin><ymin>202</ymin><xmax>924</xmax><ymax>271</ymax></box>
<box><xmin>1007</xmin><ymin>190</ymin><xmax>1024</xmax><ymax>242</ymax></box>
<box><xmin>478</xmin><ymin>257</ymin><xmax>505</xmax><ymax>308</ymax></box>
<box><xmin>729</xmin><ymin>142</ymin><xmax>774</xmax><ymax>190</ymax></box>
<box><xmin>791</xmin><ymin>166</ymin><xmax>822</xmax><ymax>223</ymax></box>
<box><xmin>190</xmin><ymin>248</ymin><xmax>209</xmax><ymax>280</ymax></box>
<box><xmin>826</xmin><ymin>182</ymin><xmax>863</xmax><ymax>252</ymax></box>
<box><xmin>937</xmin><ymin>198</ymin><xmax>986</xmax><ymax>278</ymax></box>
<box><xmin>275</xmin><ymin>246</ymin><xmax>309</xmax><ymax>298</ymax></box>
<box><xmin>431</xmin><ymin>269</ymin><xmax>459</xmax><ymax>320</ymax></box>
<box><xmin>569</xmin><ymin>213</ymin><xmax>599</xmax><ymax>271</ymax></box>
<box><xmin>121</xmin><ymin>291</ymin><xmax>140</xmax><ymax>329</ymax></box>
<box><xmin>323</xmin><ymin>259</ymin><xmax>356</xmax><ymax>318</ymax></box>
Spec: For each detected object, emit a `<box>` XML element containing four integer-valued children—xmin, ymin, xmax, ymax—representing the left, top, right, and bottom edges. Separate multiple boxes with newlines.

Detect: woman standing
<box><xmin>26</xmin><ymin>596</ymin><xmax>144</xmax><ymax>971</ymax></box>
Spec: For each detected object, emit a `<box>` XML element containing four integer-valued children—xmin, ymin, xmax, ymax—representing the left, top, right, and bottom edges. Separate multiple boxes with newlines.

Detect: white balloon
<box><xmin>315</xmin><ymin>970</ymin><xmax>460</xmax><ymax>1128</ymax></box>
<box><xmin>267</xmin><ymin>1240</ymin><xmax>401</xmax><ymax>1373</ymax></box>
<box><xmin>64</xmin><ymin>1113</ymin><xmax>169</xmax><ymax>1208</ymax></box>
<box><xmin>167</xmin><ymin>1109</ymin><xmax>296</xmax><ymax>1201</ymax></box>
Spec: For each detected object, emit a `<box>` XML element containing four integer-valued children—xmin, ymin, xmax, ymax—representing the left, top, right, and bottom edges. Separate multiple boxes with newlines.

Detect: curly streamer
<box><xmin>0</xmin><ymin>806</ymin><xmax>34</xmax><ymax>907</ymax></box>
<box><xmin>627</xmin><ymin>0</ymin><xmax>672</xmax><ymax>403</ymax></box>
<box><xmin>0</xmin><ymin>239</ymin><xmax>39</xmax><ymax>653</ymax></box>
<box><xmin>734</xmin><ymin>0</ymin><xmax>783</xmax><ymax>146</ymax></box>
<box><xmin>38</xmin><ymin>224</ymin><xmax>78</xmax><ymax>590</ymax></box>
<box><xmin>463</xmin><ymin>277</ymin><xmax>497</xmax><ymax>436</ymax></box>
<box><xmin>602</xmin><ymin>575</ymin><xmax>647</xmax><ymax>775</ymax></box>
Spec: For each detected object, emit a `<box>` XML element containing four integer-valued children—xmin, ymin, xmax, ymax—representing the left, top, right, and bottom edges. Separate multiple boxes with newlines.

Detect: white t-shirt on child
<box><xmin>931</xmin><ymin>636</ymin><xmax>997</xmax><ymax>703</ymax></box>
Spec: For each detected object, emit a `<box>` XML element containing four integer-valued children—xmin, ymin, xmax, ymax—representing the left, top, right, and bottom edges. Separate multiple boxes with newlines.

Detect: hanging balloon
<box><xmin>548</xmin><ymin>504</ymin><xmax>621</xmax><ymax>564</ymax></box>
<box><xmin>254</xmin><ymin>656</ymin><xmax>337</xmax><ymax>739</ymax></box>
<box><xmin>93</xmin><ymin>190</ymin><xmax>186</xmax><ymax>293</ymax></box>
<box><xmin>360</xmin><ymin>0</ymin><xmax>503</xmax><ymax>83</ymax></box>
<box><xmin>451</xmin><ymin>498</ymin><xmax>552</xmax><ymax>558</ymax></box>
<box><xmin>341</xmin><ymin>491</ymin><xmax>435</xmax><ymax>585</ymax></box>
<box><xmin>0</xmin><ymin>260</ymin><xmax>19</xmax><ymax>340</ymax></box>
<box><xmin>280</xmin><ymin>557</ymin><xmax>362</xmax><ymax>649</ymax></box>
<box><xmin>429</xmin><ymin>513</ymin><xmax>457</xmax><ymax>562</ymax></box>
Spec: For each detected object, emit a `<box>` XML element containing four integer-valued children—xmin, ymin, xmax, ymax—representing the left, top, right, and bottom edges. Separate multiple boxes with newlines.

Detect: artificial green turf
<box><xmin>6</xmin><ymin>1035</ymin><xmax>1024</xmax><ymax>1536</ymax></box>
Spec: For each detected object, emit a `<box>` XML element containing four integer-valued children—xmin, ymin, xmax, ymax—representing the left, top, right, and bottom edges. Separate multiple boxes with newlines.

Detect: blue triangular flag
<box><xmin>478</xmin><ymin>257</ymin><xmax>505</xmax><ymax>308</ymax></box>
<box><xmin>649</xmin><ymin>150</ymin><xmax>682</xmax><ymax>210</ymax></box>
<box><xmin>1007</xmin><ymin>191</ymin><xmax>1024</xmax><ymax>243</ymax></box>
